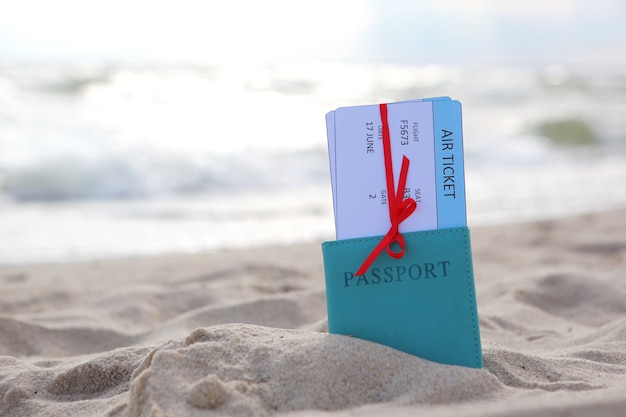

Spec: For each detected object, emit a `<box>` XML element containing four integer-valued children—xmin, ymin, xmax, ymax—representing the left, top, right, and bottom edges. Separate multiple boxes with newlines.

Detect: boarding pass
<box><xmin>326</xmin><ymin>97</ymin><xmax>467</xmax><ymax>240</ymax></box>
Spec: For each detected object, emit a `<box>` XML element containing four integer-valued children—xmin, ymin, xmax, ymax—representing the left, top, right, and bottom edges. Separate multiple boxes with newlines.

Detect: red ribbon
<box><xmin>355</xmin><ymin>103</ymin><xmax>417</xmax><ymax>276</ymax></box>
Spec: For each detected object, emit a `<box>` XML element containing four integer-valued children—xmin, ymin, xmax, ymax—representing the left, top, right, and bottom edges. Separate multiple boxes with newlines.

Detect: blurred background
<box><xmin>1</xmin><ymin>0</ymin><xmax>625</xmax><ymax>264</ymax></box>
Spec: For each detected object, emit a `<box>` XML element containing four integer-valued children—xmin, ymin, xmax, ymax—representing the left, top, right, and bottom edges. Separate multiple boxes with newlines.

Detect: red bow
<box><xmin>355</xmin><ymin>103</ymin><xmax>417</xmax><ymax>276</ymax></box>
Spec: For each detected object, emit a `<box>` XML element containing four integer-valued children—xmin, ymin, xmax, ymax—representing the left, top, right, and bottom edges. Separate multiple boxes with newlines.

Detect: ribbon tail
<box><xmin>396</xmin><ymin>156</ymin><xmax>411</xmax><ymax>206</ymax></box>
<box><xmin>355</xmin><ymin>230</ymin><xmax>396</xmax><ymax>276</ymax></box>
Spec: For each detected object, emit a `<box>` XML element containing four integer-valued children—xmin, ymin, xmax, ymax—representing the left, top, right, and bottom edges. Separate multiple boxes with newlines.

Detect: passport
<box><xmin>322</xmin><ymin>227</ymin><xmax>482</xmax><ymax>368</ymax></box>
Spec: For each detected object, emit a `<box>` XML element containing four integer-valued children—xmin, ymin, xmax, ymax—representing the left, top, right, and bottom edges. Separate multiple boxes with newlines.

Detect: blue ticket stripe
<box><xmin>433</xmin><ymin>100</ymin><xmax>467</xmax><ymax>228</ymax></box>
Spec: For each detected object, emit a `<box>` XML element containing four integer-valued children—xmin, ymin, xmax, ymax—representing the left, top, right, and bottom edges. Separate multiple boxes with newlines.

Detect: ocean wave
<box><xmin>1</xmin><ymin>61</ymin><xmax>626</xmax><ymax>203</ymax></box>
<box><xmin>0</xmin><ymin>149</ymin><xmax>330</xmax><ymax>202</ymax></box>
<box><xmin>535</xmin><ymin>118</ymin><xmax>598</xmax><ymax>146</ymax></box>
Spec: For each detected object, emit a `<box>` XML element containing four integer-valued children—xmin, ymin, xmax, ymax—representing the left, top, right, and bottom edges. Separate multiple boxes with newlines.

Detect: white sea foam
<box><xmin>1</xmin><ymin>61</ymin><xmax>625</xmax><ymax>263</ymax></box>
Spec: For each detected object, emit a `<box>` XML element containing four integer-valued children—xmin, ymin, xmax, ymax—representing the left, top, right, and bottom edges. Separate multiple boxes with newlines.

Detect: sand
<box><xmin>1</xmin><ymin>209</ymin><xmax>625</xmax><ymax>416</ymax></box>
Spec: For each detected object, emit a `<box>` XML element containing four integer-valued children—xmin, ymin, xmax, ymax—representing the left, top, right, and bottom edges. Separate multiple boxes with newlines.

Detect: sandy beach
<box><xmin>1</xmin><ymin>209</ymin><xmax>625</xmax><ymax>417</ymax></box>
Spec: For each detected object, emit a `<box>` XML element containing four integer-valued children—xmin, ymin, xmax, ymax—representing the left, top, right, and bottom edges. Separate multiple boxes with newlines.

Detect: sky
<box><xmin>1</xmin><ymin>0</ymin><xmax>625</xmax><ymax>67</ymax></box>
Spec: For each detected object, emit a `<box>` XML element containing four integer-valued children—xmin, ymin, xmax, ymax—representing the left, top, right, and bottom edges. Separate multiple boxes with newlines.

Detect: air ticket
<box><xmin>326</xmin><ymin>97</ymin><xmax>467</xmax><ymax>240</ymax></box>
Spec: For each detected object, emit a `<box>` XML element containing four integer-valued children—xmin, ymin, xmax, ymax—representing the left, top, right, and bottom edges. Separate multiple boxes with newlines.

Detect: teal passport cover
<box><xmin>322</xmin><ymin>227</ymin><xmax>483</xmax><ymax>368</ymax></box>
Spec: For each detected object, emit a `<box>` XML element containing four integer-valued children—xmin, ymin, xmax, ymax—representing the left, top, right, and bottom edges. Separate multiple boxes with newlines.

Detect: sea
<box><xmin>1</xmin><ymin>60</ymin><xmax>626</xmax><ymax>264</ymax></box>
